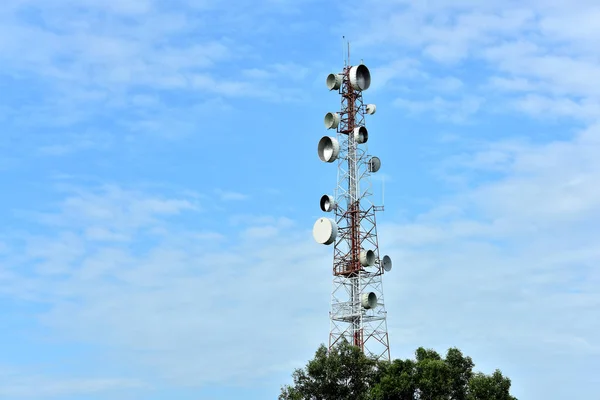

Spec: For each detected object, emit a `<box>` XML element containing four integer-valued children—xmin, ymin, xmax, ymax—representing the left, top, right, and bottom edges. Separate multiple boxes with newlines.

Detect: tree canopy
<box><xmin>280</xmin><ymin>340</ymin><xmax>517</xmax><ymax>400</ymax></box>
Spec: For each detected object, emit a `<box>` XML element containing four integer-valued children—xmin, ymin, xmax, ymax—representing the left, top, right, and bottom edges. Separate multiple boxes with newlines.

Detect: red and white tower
<box><xmin>313</xmin><ymin>46</ymin><xmax>392</xmax><ymax>361</ymax></box>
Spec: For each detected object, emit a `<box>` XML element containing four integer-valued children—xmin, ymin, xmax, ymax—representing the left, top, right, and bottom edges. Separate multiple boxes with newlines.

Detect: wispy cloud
<box><xmin>1</xmin><ymin>184</ymin><xmax>329</xmax><ymax>389</ymax></box>
<box><xmin>215</xmin><ymin>189</ymin><xmax>249</xmax><ymax>201</ymax></box>
<box><xmin>373</xmin><ymin>149</ymin><xmax>600</xmax><ymax>399</ymax></box>
<box><xmin>393</xmin><ymin>95</ymin><xmax>484</xmax><ymax>123</ymax></box>
<box><xmin>0</xmin><ymin>0</ymin><xmax>318</xmax><ymax>157</ymax></box>
<box><xmin>1</xmin><ymin>1</ymin><xmax>599</xmax><ymax>399</ymax></box>
<box><xmin>0</xmin><ymin>369</ymin><xmax>146</xmax><ymax>398</ymax></box>
<box><xmin>340</xmin><ymin>0</ymin><xmax>600</xmax><ymax>123</ymax></box>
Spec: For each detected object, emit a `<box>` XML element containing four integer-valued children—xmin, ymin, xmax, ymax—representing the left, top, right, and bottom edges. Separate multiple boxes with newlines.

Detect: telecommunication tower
<box><xmin>312</xmin><ymin>43</ymin><xmax>392</xmax><ymax>361</ymax></box>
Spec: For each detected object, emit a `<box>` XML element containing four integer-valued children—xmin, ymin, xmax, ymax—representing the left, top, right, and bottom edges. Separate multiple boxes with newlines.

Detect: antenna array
<box><xmin>313</xmin><ymin>43</ymin><xmax>392</xmax><ymax>361</ymax></box>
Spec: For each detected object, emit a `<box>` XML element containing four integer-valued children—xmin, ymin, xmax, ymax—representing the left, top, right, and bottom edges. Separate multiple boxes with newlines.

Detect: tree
<box><xmin>282</xmin><ymin>343</ymin><xmax>517</xmax><ymax>400</ymax></box>
<box><xmin>467</xmin><ymin>370</ymin><xmax>516</xmax><ymax>400</ymax></box>
<box><xmin>368</xmin><ymin>358</ymin><xmax>417</xmax><ymax>400</ymax></box>
<box><xmin>370</xmin><ymin>347</ymin><xmax>517</xmax><ymax>400</ymax></box>
<box><xmin>279</xmin><ymin>339</ymin><xmax>381</xmax><ymax>400</ymax></box>
<box><xmin>445</xmin><ymin>348</ymin><xmax>475</xmax><ymax>400</ymax></box>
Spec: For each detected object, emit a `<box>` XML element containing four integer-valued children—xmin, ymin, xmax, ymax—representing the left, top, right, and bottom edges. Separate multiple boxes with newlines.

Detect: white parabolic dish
<box><xmin>382</xmin><ymin>255</ymin><xmax>392</xmax><ymax>272</ymax></box>
<box><xmin>350</xmin><ymin>64</ymin><xmax>371</xmax><ymax>91</ymax></box>
<box><xmin>360</xmin><ymin>249</ymin><xmax>376</xmax><ymax>266</ymax></box>
<box><xmin>324</xmin><ymin>112</ymin><xmax>340</xmax><ymax>130</ymax></box>
<box><xmin>368</xmin><ymin>156</ymin><xmax>381</xmax><ymax>173</ymax></box>
<box><xmin>326</xmin><ymin>73</ymin><xmax>343</xmax><ymax>91</ymax></box>
<box><xmin>320</xmin><ymin>194</ymin><xmax>335</xmax><ymax>212</ymax></box>
<box><xmin>353</xmin><ymin>126</ymin><xmax>368</xmax><ymax>144</ymax></box>
<box><xmin>318</xmin><ymin>136</ymin><xmax>340</xmax><ymax>163</ymax></box>
<box><xmin>313</xmin><ymin>217</ymin><xmax>338</xmax><ymax>245</ymax></box>
<box><xmin>361</xmin><ymin>292</ymin><xmax>378</xmax><ymax>309</ymax></box>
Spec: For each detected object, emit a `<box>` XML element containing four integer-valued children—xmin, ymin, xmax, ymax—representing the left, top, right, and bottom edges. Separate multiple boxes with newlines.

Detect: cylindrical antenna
<box><xmin>348</xmin><ymin>40</ymin><xmax>351</xmax><ymax>65</ymax></box>
<box><xmin>342</xmin><ymin>36</ymin><xmax>346</xmax><ymax>66</ymax></box>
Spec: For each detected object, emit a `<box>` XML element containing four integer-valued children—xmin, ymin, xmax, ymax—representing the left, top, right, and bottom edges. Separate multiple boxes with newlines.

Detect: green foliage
<box><xmin>445</xmin><ymin>348</ymin><xmax>475</xmax><ymax>400</ymax></box>
<box><xmin>467</xmin><ymin>370</ymin><xmax>517</xmax><ymax>400</ymax></box>
<box><xmin>279</xmin><ymin>339</ymin><xmax>379</xmax><ymax>400</ymax></box>
<box><xmin>281</xmin><ymin>343</ymin><xmax>517</xmax><ymax>400</ymax></box>
<box><xmin>368</xmin><ymin>359</ymin><xmax>416</xmax><ymax>400</ymax></box>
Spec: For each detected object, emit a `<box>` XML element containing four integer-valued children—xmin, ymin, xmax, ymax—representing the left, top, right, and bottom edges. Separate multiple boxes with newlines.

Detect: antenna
<box><xmin>313</xmin><ymin>52</ymin><xmax>392</xmax><ymax>361</ymax></box>
<box><xmin>347</xmin><ymin>40</ymin><xmax>351</xmax><ymax>65</ymax></box>
<box><xmin>342</xmin><ymin>36</ymin><xmax>346</xmax><ymax>66</ymax></box>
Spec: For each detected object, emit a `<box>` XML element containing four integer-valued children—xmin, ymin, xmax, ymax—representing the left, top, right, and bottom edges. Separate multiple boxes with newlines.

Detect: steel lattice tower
<box><xmin>313</xmin><ymin>46</ymin><xmax>392</xmax><ymax>361</ymax></box>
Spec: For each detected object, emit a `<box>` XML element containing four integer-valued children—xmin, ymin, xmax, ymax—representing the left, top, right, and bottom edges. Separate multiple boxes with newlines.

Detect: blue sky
<box><xmin>1</xmin><ymin>0</ymin><xmax>599</xmax><ymax>398</ymax></box>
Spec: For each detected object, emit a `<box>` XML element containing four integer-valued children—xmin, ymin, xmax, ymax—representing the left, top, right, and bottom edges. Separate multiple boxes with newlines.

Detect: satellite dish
<box><xmin>318</xmin><ymin>136</ymin><xmax>340</xmax><ymax>163</ymax></box>
<box><xmin>349</xmin><ymin>64</ymin><xmax>371</xmax><ymax>91</ymax></box>
<box><xmin>353</xmin><ymin>126</ymin><xmax>368</xmax><ymax>144</ymax></box>
<box><xmin>368</xmin><ymin>156</ymin><xmax>381</xmax><ymax>173</ymax></box>
<box><xmin>366</xmin><ymin>104</ymin><xmax>377</xmax><ymax>115</ymax></box>
<box><xmin>361</xmin><ymin>292</ymin><xmax>378</xmax><ymax>309</ymax></box>
<box><xmin>326</xmin><ymin>73</ymin><xmax>343</xmax><ymax>91</ymax></box>
<box><xmin>382</xmin><ymin>255</ymin><xmax>392</xmax><ymax>272</ymax></box>
<box><xmin>324</xmin><ymin>112</ymin><xmax>340</xmax><ymax>130</ymax></box>
<box><xmin>360</xmin><ymin>249</ymin><xmax>375</xmax><ymax>267</ymax></box>
<box><xmin>312</xmin><ymin>218</ymin><xmax>338</xmax><ymax>245</ymax></box>
<box><xmin>320</xmin><ymin>195</ymin><xmax>336</xmax><ymax>212</ymax></box>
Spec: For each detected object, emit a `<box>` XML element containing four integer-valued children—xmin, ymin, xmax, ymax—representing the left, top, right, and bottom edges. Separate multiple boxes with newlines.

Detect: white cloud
<box><xmin>0</xmin><ymin>0</ymin><xmax>318</xmax><ymax>150</ymax></box>
<box><xmin>487</xmin><ymin>76</ymin><xmax>539</xmax><ymax>93</ymax></box>
<box><xmin>342</xmin><ymin>0</ymin><xmax>600</xmax><ymax>123</ymax></box>
<box><xmin>365</xmin><ymin>59</ymin><xmax>425</xmax><ymax>92</ymax></box>
<box><xmin>57</xmin><ymin>185</ymin><xmax>198</xmax><ymax>225</ymax></box>
<box><xmin>431</xmin><ymin>76</ymin><xmax>464</xmax><ymax>93</ymax></box>
<box><xmin>0</xmin><ymin>370</ymin><xmax>146</xmax><ymax>398</ymax></box>
<box><xmin>3</xmin><ymin>115</ymin><xmax>599</xmax><ymax>397</ymax></box>
<box><xmin>242</xmin><ymin>62</ymin><xmax>310</xmax><ymax>81</ymax></box>
<box><xmin>393</xmin><ymin>95</ymin><xmax>484</xmax><ymax>123</ymax></box>
<box><xmin>1</xmin><ymin>184</ymin><xmax>331</xmax><ymax>388</ymax></box>
<box><xmin>512</xmin><ymin>94</ymin><xmax>600</xmax><ymax>122</ymax></box>
<box><xmin>84</xmin><ymin>227</ymin><xmax>131</xmax><ymax>242</ymax></box>
<box><xmin>468</xmin><ymin>130</ymin><xmax>600</xmax><ymax>223</ymax></box>
<box><xmin>36</xmin><ymin>130</ymin><xmax>113</xmax><ymax>156</ymax></box>
<box><xmin>215</xmin><ymin>189</ymin><xmax>249</xmax><ymax>201</ymax></box>
<box><xmin>2</xmin><ymin>1</ymin><xmax>600</xmax><ymax>399</ymax></box>
<box><xmin>378</xmin><ymin>122</ymin><xmax>600</xmax><ymax>336</ymax></box>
